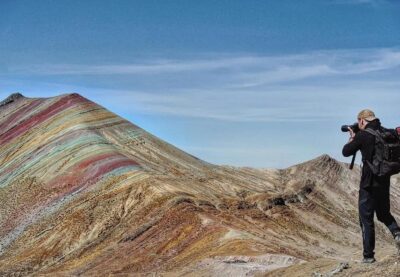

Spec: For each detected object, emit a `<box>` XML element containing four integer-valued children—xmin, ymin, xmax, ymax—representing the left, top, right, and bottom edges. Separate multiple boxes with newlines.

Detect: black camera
<box><xmin>341</xmin><ymin>123</ymin><xmax>360</xmax><ymax>133</ymax></box>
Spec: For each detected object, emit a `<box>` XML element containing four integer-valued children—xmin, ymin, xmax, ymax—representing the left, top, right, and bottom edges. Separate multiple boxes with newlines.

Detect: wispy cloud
<box><xmin>8</xmin><ymin>48</ymin><xmax>400</xmax><ymax>89</ymax></box>
<box><xmin>4</xmin><ymin>48</ymin><xmax>400</xmax><ymax>123</ymax></box>
<box><xmin>90</xmin><ymin>83</ymin><xmax>399</xmax><ymax>123</ymax></box>
<box><xmin>8</xmin><ymin>57</ymin><xmax>261</xmax><ymax>75</ymax></box>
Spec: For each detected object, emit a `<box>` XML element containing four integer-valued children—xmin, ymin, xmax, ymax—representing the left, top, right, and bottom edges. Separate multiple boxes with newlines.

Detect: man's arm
<box><xmin>342</xmin><ymin>132</ymin><xmax>362</xmax><ymax>157</ymax></box>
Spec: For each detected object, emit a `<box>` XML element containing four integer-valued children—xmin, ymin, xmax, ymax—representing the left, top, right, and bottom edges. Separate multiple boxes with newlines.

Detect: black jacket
<box><xmin>342</xmin><ymin>119</ymin><xmax>390</xmax><ymax>188</ymax></box>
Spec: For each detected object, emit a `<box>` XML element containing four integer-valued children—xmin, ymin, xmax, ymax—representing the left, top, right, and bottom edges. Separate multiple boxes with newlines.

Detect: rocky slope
<box><xmin>0</xmin><ymin>93</ymin><xmax>399</xmax><ymax>276</ymax></box>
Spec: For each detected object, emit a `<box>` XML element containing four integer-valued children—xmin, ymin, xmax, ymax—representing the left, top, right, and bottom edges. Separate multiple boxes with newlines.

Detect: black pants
<box><xmin>359</xmin><ymin>183</ymin><xmax>400</xmax><ymax>258</ymax></box>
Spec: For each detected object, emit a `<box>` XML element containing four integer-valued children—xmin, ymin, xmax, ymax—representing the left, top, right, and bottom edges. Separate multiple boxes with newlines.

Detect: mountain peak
<box><xmin>0</xmin><ymin>92</ymin><xmax>25</xmax><ymax>108</ymax></box>
<box><xmin>309</xmin><ymin>154</ymin><xmax>343</xmax><ymax>171</ymax></box>
<box><xmin>316</xmin><ymin>153</ymin><xmax>335</xmax><ymax>163</ymax></box>
<box><xmin>284</xmin><ymin>153</ymin><xmax>344</xmax><ymax>180</ymax></box>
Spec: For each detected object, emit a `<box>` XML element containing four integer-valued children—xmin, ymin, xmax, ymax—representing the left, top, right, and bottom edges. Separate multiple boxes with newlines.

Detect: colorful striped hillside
<box><xmin>0</xmin><ymin>93</ymin><xmax>147</xmax><ymax>254</ymax></box>
<box><xmin>0</xmin><ymin>92</ymin><xmax>220</xmax><ymax>276</ymax></box>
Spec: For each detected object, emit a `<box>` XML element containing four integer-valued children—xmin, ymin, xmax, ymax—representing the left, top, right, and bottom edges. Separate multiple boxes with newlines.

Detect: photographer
<box><xmin>342</xmin><ymin>109</ymin><xmax>400</xmax><ymax>264</ymax></box>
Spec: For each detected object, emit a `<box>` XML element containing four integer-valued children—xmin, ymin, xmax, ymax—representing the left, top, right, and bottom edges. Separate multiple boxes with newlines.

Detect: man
<box><xmin>342</xmin><ymin>109</ymin><xmax>400</xmax><ymax>263</ymax></box>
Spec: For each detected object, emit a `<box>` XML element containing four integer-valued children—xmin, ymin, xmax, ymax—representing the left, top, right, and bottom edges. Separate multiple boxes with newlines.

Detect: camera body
<box><xmin>341</xmin><ymin>122</ymin><xmax>360</xmax><ymax>133</ymax></box>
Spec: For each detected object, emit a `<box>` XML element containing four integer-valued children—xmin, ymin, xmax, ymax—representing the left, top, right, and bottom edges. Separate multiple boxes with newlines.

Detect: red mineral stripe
<box><xmin>48</xmin><ymin>153</ymin><xmax>139</xmax><ymax>189</ymax></box>
<box><xmin>0</xmin><ymin>94</ymin><xmax>88</xmax><ymax>146</ymax></box>
<box><xmin>0</xmin><ymin>99</ymin><xmax>43</xmax><ymax>135</ymax></box>
<box><xmin>87</xmin><ymin>157</ymin><xmax>139</xmax><ymax>181</ymax></box>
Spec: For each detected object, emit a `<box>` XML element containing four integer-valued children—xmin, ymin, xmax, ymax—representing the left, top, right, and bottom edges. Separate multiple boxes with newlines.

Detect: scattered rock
<box><xmin>312</xmin><ymin>262</ymin><xmax>349</xmax><ymax>277</ymax></box>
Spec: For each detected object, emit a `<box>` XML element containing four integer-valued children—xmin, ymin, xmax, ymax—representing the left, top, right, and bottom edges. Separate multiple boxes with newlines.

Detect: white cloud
<box><xmin>5</xmin><ymin>47</ymin><xmax>400</xmax><ymax>123</ymax></box>
<box><xmin>8</xmin><ymin>56</ymin><xmax>261</xmax><ymax>75</ymax></box>
<box><xmin>89</xmin><ymin>82</ymin><xmax>399</xmax><ymax>123</ymax></box>
<box><xmin>8</xmin><ymin>48</ymin><xmax>400</xmax><ymax>86</ymax></box>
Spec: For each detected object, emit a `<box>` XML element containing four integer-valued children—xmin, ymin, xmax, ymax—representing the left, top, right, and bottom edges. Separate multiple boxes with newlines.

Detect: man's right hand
<box><xmin>348</xmin><ymin>127</ymin><xmax>355</xmax><ymax>142</ymax></box>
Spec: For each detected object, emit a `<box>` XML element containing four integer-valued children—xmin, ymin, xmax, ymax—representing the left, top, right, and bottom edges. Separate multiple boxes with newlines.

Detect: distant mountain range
<box><xmin>1</xmin><ymin>93</ymin><xmax>399</xmax><ymax>276</ymax></box>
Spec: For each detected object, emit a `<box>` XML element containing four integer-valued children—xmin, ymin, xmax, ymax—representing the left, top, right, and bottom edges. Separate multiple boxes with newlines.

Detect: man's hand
<box><xmin>348</xmin><ymin>127</ymin><xmax>355</xmax><ymax>142</ymax></box>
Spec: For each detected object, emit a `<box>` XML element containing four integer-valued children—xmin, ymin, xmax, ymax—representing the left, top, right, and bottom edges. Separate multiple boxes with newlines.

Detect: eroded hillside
<box><xmin>1</xmin><ymin>93</ymin><xmax>399</xmax><ymax>276</ymax></box>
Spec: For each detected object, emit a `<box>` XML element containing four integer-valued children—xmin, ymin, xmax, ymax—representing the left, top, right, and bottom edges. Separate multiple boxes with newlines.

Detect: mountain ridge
<box><xmin>1</xmin><ymin>92</ymin><xmax>399</xmax><ymax>276</ymax></box>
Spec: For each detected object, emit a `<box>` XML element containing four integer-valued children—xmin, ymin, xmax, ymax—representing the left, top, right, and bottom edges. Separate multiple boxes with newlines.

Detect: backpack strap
<box><xmin>363</xmin><ymin>128</ymin><xmax>385</xmax><ymax>144</ymax></box>
<box><xmin>362</xmin><ymin>129</ymin><xmax>380</xmax><ymax>174</ymax></box>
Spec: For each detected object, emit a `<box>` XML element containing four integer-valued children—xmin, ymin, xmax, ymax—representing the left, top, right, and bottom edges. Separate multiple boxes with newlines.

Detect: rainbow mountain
<box><xmin>1</xmin><ymin>92</ymin><xmax>400</xmax><ymax>276</ymax></box>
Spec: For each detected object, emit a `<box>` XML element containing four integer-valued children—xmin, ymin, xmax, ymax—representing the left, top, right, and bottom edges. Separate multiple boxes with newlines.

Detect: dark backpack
<box><xmin>364</xmin><ymin>127</ymin><xmax>400</xmax><ymax>177</ymax></box>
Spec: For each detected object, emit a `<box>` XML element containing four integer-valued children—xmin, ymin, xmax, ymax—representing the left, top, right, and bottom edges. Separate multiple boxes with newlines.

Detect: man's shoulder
<box><xmin>354</xmin><ymin>130</ymin><xmax>375</xmax><ymax>143</ymax></box>
<box><xmin>364</xmin><ymin>126</ymin><xmax>396</xmax><ymax>137</ymax></box>
<box><xmin>356</xmin><ymin>130</ymin><xmax>371</xmax><ymax>138</ymax></box>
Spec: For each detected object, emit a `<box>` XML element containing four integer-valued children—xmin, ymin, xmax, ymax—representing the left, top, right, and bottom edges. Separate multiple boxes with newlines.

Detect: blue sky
<box><xmin>1</xmin><ymin>0</ymin><xmax>400</xmax><ymax>168</ymax></box>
